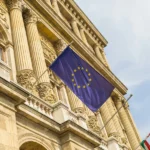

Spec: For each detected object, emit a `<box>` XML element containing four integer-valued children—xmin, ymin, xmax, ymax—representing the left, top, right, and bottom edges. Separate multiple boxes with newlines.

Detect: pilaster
<box><xmin>100</xmin><ymin>102</ymin><xmax>118</xmax><ymax>138</ymax></box>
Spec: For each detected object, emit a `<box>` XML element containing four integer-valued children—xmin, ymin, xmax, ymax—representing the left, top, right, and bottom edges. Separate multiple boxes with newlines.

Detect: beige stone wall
<box><xmin>0</xmin><ymin>100</ymin><xmax>19</xmax><ymax>150</ymax></box>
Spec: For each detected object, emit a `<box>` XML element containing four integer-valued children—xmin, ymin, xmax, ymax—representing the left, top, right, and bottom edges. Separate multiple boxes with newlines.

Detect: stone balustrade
<box><xmin>25</xmin><ymin>96</ymin><xmax>53</xmax><ymax>119</ymax></box>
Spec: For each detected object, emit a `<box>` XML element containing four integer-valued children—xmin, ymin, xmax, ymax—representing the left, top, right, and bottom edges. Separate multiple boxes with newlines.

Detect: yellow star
<box><xmin>86</xmin><ymin>69</ymin><xmax>88</xmax><ymax>72</ymax></box>
<box><xmin>81</xmin><ymin>67</ymin><xmax>84</xmax><ymax>70</ymax></box>
<box><xmin>88</xmin><ymin>73</ymin><xmax>91</xmax><ymax>76</ymax></box>
<box><xmin>83</xmin><ymin>85</ymin><xmax>86</xmax><ymax>88</ymax></box>
<box><xmin>87</xmin><ymin>83</ymin><xmax>90</xmax><ymax>86</ymax></box>
<box><xmin>72</xmin><ymin>74</ymin><xmax>74</xmax><ymax>76</ymax></box>
<box><xmin>78</xmin><ymin>67</ymin><xmax>81</xmax><ymax>70</ymax></box>
<box><xmin>89</xmin><ymin>78</ymin><xmax>92</xmax><ymax>81</ymax></box>
<box><xmin>72</xmin><ymin>79</ymin><xmax>75</xmax><ymax>82</ymax></box>
<box><xmin>74</xmin><ymin>84</ymin><xmax>76</xmax><ymax>86</ymax></box>
<box><xmin>78</xmin><ymin>86</ymin><xmax>81</xmax><ymax>88</ymax></box>
<box><xmin>74</xmin><ymin>69</ymin><xmax>77</xmax><ymax>72</ymax></box>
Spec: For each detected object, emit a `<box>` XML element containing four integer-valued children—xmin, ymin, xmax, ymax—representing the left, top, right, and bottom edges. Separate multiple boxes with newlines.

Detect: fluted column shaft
<box><xmin>125</xmin><ymin>108</ymin><xmax>141</xmax><ymax>142</ymax></box>
<box><xmin>25</xmin><ymin>12</ymin><xmax>55</xmax><ymax>104</ymax></box>
<box><xmin>100</xmin><ymin>102</ymin><xmax>117</xmax><ymax>136</ymax></box>
<box><xmin>51</xmin><ymin>0</ymin><xmax>62</xmax><ymax>17</ymax></box>
<box><xmin>71</xmin><ymin>19</ymin><xmax>81</xmax><ymax>39</ymax></box>
<box><xmin>8</xmin><ymin>0</ymin><xmax>35</xmax><ymax>90</ymax></box>
<box><xmin>66</xmin><ymin>87</ymin><xmax>85</xmax><ymax>114</ymax></box>
<box><xmin>115</xmin><ymin>99</ymin><xmax>139</xmax><ymax>149</ymax></box>
<box><xmin>80</xmin><ymin>27</ymin><xmax>89</xmax><ymax>46</ymax></box>
<box><xmin>107</xmin><ymin>97</ymin><xmax>125</xmax><ymax>141</ymax></box>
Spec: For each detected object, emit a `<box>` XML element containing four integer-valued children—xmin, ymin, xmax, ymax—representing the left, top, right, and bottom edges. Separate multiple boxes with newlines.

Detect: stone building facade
<box><xmin>0</xmin><ymin>0</ymin><xmax>141</xmax><ymax>150</ymax></box>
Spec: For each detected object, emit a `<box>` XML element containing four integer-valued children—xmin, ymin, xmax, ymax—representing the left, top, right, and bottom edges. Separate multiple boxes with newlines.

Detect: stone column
<box><xmin>94</xmin><ymin>45</ymin><xmax>104</xmax><ymax>63</ymax></box>
<box><xmin>66</xmin><ymin>87</ymin><xmax>85</xmax><ymax>115</ymax></box>
<box><xmin>125</xmin><ymin>108</ymin><xmax>141</xmax><ymax>143</ymax></box>
<box><xmin>71</xmin><ymin>18</ymin><xmax>81</xmax><ymax>39</ymax></box>
<box><xmin>100</xmin><ymin>102</ymin><xmax>118</xmax><ymax>137</ymax></box>
<box><xmin>24</xmin><ymin>10</ymin><xmax>56</xmax><ymax>104</ymax></box>
<box><xmin>79</xmin><ymin>27</ymin><xmax>89</xmax><ymax>46</ymax></box>
<box><xmin>7</xmin><ymin>0</ymin><xmax>36</xmax><ymax>90</ymax></box>
<box><xmin>51</xmin><ymin>0</ymin><xmax>62</xmax><ymax>18</ymax></box>
<box><xmin>107</xmin><ymin>97</ymin><xmax>126</xmax><ymax>143</ymax></box>
<box><xmin>114</xmin><ymin>96</ymin><xmax>140</xmax><ymax>150</ymax></box>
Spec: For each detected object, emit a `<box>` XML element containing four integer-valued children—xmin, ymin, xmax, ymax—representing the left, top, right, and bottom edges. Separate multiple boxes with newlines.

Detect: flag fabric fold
<box><xmin>50</xmin><ymin>47</ymin><xmax>114</xmax><ymax>112</ymax></box>
<box><xmin>140</xmin><ymin>140</ymin><xmax>150</xmax><ymax>150</ymax></box>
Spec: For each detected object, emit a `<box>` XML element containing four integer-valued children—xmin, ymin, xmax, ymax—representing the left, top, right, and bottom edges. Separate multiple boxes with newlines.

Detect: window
<box><xmin>0</xmin><ymin>46</ymin><xmax>6</xmax><ymax>62</ymax></box>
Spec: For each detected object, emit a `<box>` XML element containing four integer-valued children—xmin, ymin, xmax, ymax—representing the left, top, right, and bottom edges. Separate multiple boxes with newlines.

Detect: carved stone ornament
<box><xmin>17</xmin><ymin>69</ymin><xmax>36</xmax><ymax>91</ymax></box>
<box><xmin>37</xmin><ymin>82</ymin><xmax>57</xmax><ymax>104</ymax></box>
<box><xmin>55</xmin><ymin>39</ymin><xmax>67</xmax><ymax>55</ymax></box>
<box><xmin>44</xmin><ymin>48</ymin><xmax>57</xmax><ymax>62</ymax></box>
<box><xmin>87</xmin><ymin>116</ymin><xmax>102</xmax><ymax>135</ymax></box>
<box><xmin>73</xmin><ymin>107</ymin><xmax>84</xmax><ymax>114</ymax></box>
<box><xmin>0</xmin><ymin>8</ymin><xmax>9</xmax><ymax>29</ymax></box>
<box><xmin>23</xmin><ymin>9</ymin><xmax>37</xmax><ymax>25</ymax></box>
<box><xmin>6</xmin><ymin>0</ymin><xmax>22</xmax><ymax>11</ymax></box>
<box><xmin>121</xmin><ymin>137</ymin><xmax>128</xmax><ymax>144</ymax></box>
<box><xmin>109</xmin><ymin>132</ymin><xmax>121</xmax><ymax>141</ymax></box>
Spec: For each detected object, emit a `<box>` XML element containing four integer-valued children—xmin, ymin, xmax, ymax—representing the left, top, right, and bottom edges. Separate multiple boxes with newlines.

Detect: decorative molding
<box><xmin>23</xmin><ymin>9</ymin><xmax>38</xmax><ymax>25</ymax></box>
<box><xmin>87</xmin><ymin>116</ymin><xmax>104</xmax><ymax>137</ymax></box>
<box><xmin>54</xmin><ymin>39</ymin><xmax>67</xmax><ymax>55</ymax></box>
<box><xmin>17</xmin><ymin>69</ymin><xmax>36</xmax><ymax>91</ymax></box>
<box><xmin>59</xmin><ymin>0</ymin><xmax>107</xmax><ymax>47</ymax></box>
<box><xmin>6</xmin><ymin>0</ymin><xmax>22</xmax><ymax>11</ymax></box>
<box><xmin>37</xmin><ymin>82</ymin><xmax>57</xmax><ymax>104</ymax></box>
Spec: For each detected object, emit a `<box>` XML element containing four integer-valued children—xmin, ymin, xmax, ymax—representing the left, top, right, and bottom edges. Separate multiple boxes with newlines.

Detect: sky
<box><xmin>75</xmin><ymin>0</ymin><xmax>150</xmax><ymax>140</ymax></box>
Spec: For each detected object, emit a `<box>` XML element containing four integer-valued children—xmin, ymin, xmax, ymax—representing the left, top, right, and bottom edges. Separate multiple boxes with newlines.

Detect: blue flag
<box><xmin>50</xmin><ymin>47</ymin><xmax>114</xmax><ymax>112</ymax></box>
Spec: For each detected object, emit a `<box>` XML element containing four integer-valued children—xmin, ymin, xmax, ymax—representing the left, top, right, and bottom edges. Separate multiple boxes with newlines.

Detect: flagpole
<box><xmin>135</xmin><ymin>133</ymin><xmax>150</xmax><ymax>150</ymax></box>
<box><xmin>27</xmin><ymin>41</ymin><xmax>74</xmax><ymax>98</ymax></box>
<box><xmin>99</xmin><ymin>94</ymin><xmax>133</xmax><ymax>132</ymax></box>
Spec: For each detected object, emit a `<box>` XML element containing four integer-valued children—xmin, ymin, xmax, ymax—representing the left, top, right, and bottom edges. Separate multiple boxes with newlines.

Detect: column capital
<box><xmin>23</xmin><ymin>9</ymin><xmax>38</xmax><ymax>25</ymax></box>
<box><xmin>37</xmin><ymin>82</ymin><xmax>56</xmax><ymax>104</ymax></box>
<box><xmin>17</xmin><ymin>69</ymin><xmax>36</xmax><ymax>91</ymax></box>
<box><xmin>54</xmin><ymin>39</ymin><xmax>67</xmax><ymax>55</ymax></box>
<box><xmin>6</xmin><ymin>0</ymin><xmax>22</xmax><ymax>11</ymax></box>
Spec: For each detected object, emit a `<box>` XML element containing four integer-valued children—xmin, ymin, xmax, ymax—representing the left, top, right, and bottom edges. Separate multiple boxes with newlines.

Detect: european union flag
<box><xmin>50</xmin><ymin>47</ymin><xmax>114</xmax><ymax>112</ymax></box>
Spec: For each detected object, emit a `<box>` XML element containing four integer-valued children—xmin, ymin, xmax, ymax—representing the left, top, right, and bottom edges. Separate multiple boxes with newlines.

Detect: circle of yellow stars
<box><xmin>71</xmin><ymin>67</ymin><xmax>92</xmax><ymax>89</ymax></box>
